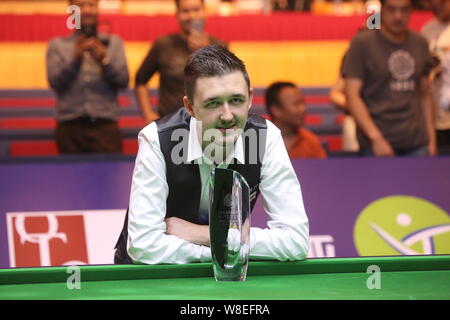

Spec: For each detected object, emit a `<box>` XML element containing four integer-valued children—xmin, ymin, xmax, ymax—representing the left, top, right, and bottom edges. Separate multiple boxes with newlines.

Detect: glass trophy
<box><xmin>208</xmin><ymin>168</ymin><xmax>250</xmax><ymax>281</ymax></box>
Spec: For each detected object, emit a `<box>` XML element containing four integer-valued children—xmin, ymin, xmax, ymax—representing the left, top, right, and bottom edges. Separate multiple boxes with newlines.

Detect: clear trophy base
<box><xmin>213</xmin><ymin>263</ymin><xmax>248</xmax><ymax>282</ymax></box>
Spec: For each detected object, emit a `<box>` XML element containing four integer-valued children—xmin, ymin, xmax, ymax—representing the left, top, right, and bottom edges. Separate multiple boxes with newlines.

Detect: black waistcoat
<box><xmin>114</xmin><ymin>108</ymin><xmax>267</xmax><ymax>264</ymax></box>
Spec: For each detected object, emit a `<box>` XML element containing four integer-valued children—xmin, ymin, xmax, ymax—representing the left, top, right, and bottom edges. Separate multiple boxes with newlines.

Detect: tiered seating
<box><xmin>0</xmin><ymin>87</ymin><xmax>344</xmax><ymax>157</ymax></box>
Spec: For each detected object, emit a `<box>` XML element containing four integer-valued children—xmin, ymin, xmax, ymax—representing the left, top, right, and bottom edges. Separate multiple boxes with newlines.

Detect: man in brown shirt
<box><xmin>134</xmin><ymin>0</ymin><xmax>227</xmax><ymax>124</ymax></box>
<box><xmin>343</xmin><ymin>0</ymin><xmax>436</xmax><ymax>157</ymax></box>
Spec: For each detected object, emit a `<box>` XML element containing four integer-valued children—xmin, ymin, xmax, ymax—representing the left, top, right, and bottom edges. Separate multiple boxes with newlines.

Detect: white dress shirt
<box><xmin>127</xmin><ymin>116</ymin><xmax>309</xmax><ymax>264</ymax></box>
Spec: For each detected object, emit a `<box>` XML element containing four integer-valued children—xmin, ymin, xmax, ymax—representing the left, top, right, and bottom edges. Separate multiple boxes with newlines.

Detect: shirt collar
<box><xmin>187</xmin><ymin>117</ymin><xmax>245</xmax><ymax>165</ymax></box>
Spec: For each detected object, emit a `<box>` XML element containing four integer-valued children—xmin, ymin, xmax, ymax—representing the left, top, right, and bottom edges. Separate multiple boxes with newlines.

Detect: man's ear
<box><xmin>183</xmin><ymin>96</ymin><xmax>194</xmax><ymax>117</ymax></box>
<box><xmin>269</xmin><ymin>104</ymin><xmax>281</xmax><ymax>119</ymax></box>
<box><xmin>248</xmin><ymin>87</ymin><xmax>254</xmax><ymax>111</ymax></box>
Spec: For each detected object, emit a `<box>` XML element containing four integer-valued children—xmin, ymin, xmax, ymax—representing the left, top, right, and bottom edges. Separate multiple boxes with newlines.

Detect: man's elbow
<box><xmin>127</xmin><ymin>241</ymin><xmax>161</xmax><ymax>264</ymax></box>
<box><xmin>126</xmin><ymin>230</ymin><xmax>163</xmax><ymax>264</ymax></box>
<box><xmin>134</xmin><ymin>81</ymin><xmax>147</xmax><ymax>91</ymax></box>
<box><xmin>288</xmin><ymin>239</ymin><xmax>309</xmax><ymax>261</ymax></box>
<box><xmin>283</xmin><ymin>223</ymin><xmax>310</xmax><ymax>261</ymax></box>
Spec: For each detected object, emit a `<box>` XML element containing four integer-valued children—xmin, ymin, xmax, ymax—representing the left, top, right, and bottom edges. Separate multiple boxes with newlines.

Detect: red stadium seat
<box><xmin>251</xmin><ymin>95</ymin><xmax>330</xmax><ymax>106</ymax></box>
<box><xmin>255</xmin><ymin>114</ymin><xmax>323</xmax><ymax>125</ymax></box>
<box><xmin>0</xmin><ymin>96</ymin><xmax>132</xmax><ymax>109</ymax></box>
<box><xmin>123</xmin><ymin>139</ymin><xmax>139</xmax><ymax>155</ymax></box>
<box><xmin>9</xmin><ymin>140</ymin><xmax>59</xmax><ymax>156</ymax></box>
<box><xmin>117</xmin><ymin>117</ymin><xmax>145</xmax><ymax>128</ymax></box>
<box><xmin>0</xmin><ymin>118</ymin><xmax>56</xmax><ymax>129</ymax></box>
<box><xmin>304</xmin><ymin>115</ymin><xmax>323</xmax><ymax>125</ymax></box>
<box><xmin>320</xmin><ymin>135</ymin><xmax>343</xmax><ymax>152</ymax></box>
<box><xmin>336</xmin><ymin>114</ymin><xmax>345</xmax><ymax>125</ymax></box>
<box><xmin>0</xmin><ymin>116</ymin><xmax>145</xmax><ymax>130</ymax></box>
<box><xmin>9</xmin><ymin>139</ymin><xmax>139</xmax><ymax>157</ymax></box>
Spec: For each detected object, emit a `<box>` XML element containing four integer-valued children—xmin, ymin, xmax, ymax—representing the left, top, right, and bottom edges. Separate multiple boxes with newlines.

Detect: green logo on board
<box><xmin>354</xmin><ymin>196</ymin><xmax>450</xmax><ymax>256</ymax></box>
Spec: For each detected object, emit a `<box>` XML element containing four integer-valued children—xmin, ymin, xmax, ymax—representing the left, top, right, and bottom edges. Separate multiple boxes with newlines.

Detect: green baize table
<box><xmin>0</xmin><ymin>255</ymin><xmax>449</xmax><ymax>300</ymax></box>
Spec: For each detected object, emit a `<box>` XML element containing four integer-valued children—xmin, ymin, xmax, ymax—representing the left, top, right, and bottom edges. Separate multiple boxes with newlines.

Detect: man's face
<box><xmin>184</xmin><ymin>71</ymin><xmax>252</xmax><ymax>150</ymax></box>
<box><xmin>176</xmin><ymin>0</ymin><xmax>206</xmax><ymax>35</ymax></box>
<box><xmin>381</xmin><ymin>0</ymin><xmax>412</xmax><ymax>35</ymax></box>
<box><xmin>272</xmin><ymin>86</ymin><xmax>306</xmax><ymax>128</ymax></box>
<box><xmin>71</xmin><ymin>0</ymin><xmax>98</xmax><ymax>26</ymax></box>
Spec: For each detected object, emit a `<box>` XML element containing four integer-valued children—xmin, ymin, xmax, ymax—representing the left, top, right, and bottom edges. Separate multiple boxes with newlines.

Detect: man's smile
<box><xmin>218</xmin><ymin>126</ymin><xmax>236</xmax><ymax>133</ymax></box>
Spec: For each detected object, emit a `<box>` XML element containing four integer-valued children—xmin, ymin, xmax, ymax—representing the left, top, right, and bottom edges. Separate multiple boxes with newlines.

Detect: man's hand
<box><xmin>75</xmin><ymin>35</ymin><xmax>88</xmax><ymax>60</ymax></box>
<box><xmin>134</xmin><ymin>84</ymin><xmax>160</xmax><ymax>125</ymax></box>
<box><xmin>187</xmin><ymin>30</ymin><xmax>209</xmax><ymax>52</ymax></box>
<box><xmin>165</xmin><ymin>217</ymin><xmax>210</xmax><ymax>247</ymax></box>
<box><xmin>428</xmin><ymin>141</ymin><xmax>437</xmax><ymax>156</ymax></box>
<box><xmin>371</xmin><ymin>136</ymin><xmax>394</xmax><ymax>157</ymax></box>
<box><xmin>85</xmin><ymin>38</ymin><xmax>107</xmax><ymax>64</ymax></box>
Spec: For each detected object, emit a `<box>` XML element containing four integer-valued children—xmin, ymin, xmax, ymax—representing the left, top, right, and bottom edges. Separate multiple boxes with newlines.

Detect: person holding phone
<box><xmin>46</xmin><ymin>0</ymin><xmax>129</xmax><ymax>154</ymax></box>
<box><xmin>134</xmin><ymin>0</ymin><xmax>228</xmax><ymax>124</ymax></box>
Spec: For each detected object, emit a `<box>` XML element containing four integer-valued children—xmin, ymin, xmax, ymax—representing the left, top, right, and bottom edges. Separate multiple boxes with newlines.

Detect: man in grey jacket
<box><xmin>46</xmin><ymin>0</ymin><xmax>129</xmax><ymax>154</ymax></box>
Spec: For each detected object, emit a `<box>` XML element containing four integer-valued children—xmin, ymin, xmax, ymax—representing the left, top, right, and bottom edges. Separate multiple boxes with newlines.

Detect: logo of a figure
<box><xmin>354</xmin><ymin>196</ymin><xmax>450</xmax><ymax>256</ymax></box>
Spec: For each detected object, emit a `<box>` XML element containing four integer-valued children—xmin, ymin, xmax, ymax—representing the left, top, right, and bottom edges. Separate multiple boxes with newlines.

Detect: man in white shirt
<box><xmin>114</xmin><ymin>45</ymin><xmax>309</xmax><ymax>264</ymax></box>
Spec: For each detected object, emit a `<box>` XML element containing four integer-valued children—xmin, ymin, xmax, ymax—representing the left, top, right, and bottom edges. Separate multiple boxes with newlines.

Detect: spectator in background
<box><xmin>329</xmin><ymin>57</ymin><xmax>360</xmax><ymax>152</ymax></box>
<box><xmin>343</xmin><ymin>0</ymin><xmax>436</xmax><ymax>157</ymax></box>
<box><xmin>135</xmin><ymin>0</ymin><xmax>227</xmax><ymax>124</ymax></box>
<box><xmin>329</xmin><ymin>28</ymin><xmax>367</xmax><ymax>153</ymax></box>
<box><xmin>265</xmin><ymin>82</ymin><xmax>327</xmax><ymax>158</ymax></box>
<box><xmin>421</xmin><ymin>0</ymin><xmax>450</xmax><ymax>155</ymax></box>
<box><xmin>46</xmin><ymin>0</ymin><xmax>129</xmax><ymax>154</ymax></box>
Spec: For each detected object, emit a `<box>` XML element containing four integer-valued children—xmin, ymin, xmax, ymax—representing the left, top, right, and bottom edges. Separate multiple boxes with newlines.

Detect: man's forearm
<box><xmin>190</xmin><ymin>225</ymin><xmax>210</xmax><ymax>247</ymax></box>
<box><xmin>329</xmin><ymin>78</ymin><xmax>347</xmax><ymax>111</ymax></box>
<box><xmin>47</xmin><ymin>56</ymin><xmax>82</xmax><ymax>91</ymax></box>
<box><xmin>135</xmin><ymin>84</ymin><xmax>159</xmax><ymax>124</ymax></box>
<box><xmin>346</xmin><ymin>93</ymin><xmax>383</xmax><ymax>141</ymax></box>
<box><xmin>165</xmin><ymin>217</ymin><xmax>210</xmax><ymax>247</ymax></box>
<box><xmin>102</xmin><ymin>59</ymin><xmax>129</xmax><ymax>89</ymax></box>
<box><xmin>101</xmin><ymin>41</ymin><xmax>129</xmax><ymax>89</ymax></box>
<box><xmin>421</xmin><ymin>80</ymin><xmax>436</xmax><ymax>152</ymax></box>
<box><xmin>330</xmin><ymin>89</ymin><xmax>347</xmax><ymax>110</ymax></box>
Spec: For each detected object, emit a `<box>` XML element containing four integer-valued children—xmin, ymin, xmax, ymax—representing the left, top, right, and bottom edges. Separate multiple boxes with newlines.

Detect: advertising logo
<box><xmin>308</xmin><ymin>235</ymin><xmax>336</xmax><ymax>258</ymax></box>
<box><xmin>354</xmin><ymin>196</ymin><xmax>450</xmax><ymax>256</ymax></box>
<box><xmin>7</xmin><ymin>212</ymin><xmax>88</xmax><ymax>267</ymax></box>
<box><xmin>6</xmin><ymin>209</ymin><xmax>128</xmax><ymax>267</ymax></box>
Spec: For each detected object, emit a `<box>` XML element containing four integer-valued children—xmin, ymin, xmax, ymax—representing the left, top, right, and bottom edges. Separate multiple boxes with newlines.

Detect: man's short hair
<box><xmin>175</xmin><ymin>0</ymin><xmax>205</xmax><ymax>10</ymax></box>
<box><xmin>184</xmin><ymin>45</ymin><xmax>250</xmax><ymax>103</ymax></box>
<box><xmin>379</xmin><ymin>0</ymin><xmax>412</xmax><ymax>6</ymax></box>
<box><xmin>265</xmin><ymin>81</ymin><xmax>296</xmax><ymax>118</ymax></box>
<box><xmin>68</xmin><ymin>0</ymin><xmax>99</xmax><ymax>2</ymax></box>
<box><xmin>68</xmin><ymin>0</ymin><xmax>99</xmax><ymax>3</ymax></box>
